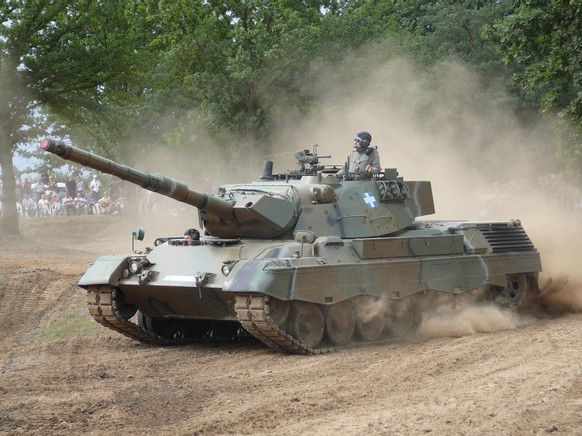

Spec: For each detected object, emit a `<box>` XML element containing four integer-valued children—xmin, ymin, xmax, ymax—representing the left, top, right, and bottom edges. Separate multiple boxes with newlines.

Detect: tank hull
<box><xmin>79</xmin><ymin>220</ymin><xmax>541</xmax><ymax>353</ymax></box>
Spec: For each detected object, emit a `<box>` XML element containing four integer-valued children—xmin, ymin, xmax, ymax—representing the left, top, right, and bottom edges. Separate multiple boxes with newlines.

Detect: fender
<box><xmin>78</xmin><ymin>255</ymin><xmax>131</xmax><ymax>288</ymax></box>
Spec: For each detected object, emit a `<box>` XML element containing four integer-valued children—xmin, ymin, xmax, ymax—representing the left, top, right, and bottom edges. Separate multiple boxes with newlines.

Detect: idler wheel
<box><xmin>503</xmin><ymin>274</ymin><xmax>527</xmax><ymax>305</ymax></box>
<box><xmin>112</xmin><ymin>288</ymin><xmax>137</xmax><ymax>320</ymax></box>
<box><xmin>325</xmin><ymin>301</ymin><xmax>355</xmax><ymax>346</ymax></box>
<box><xmin>291</xmin><ymin>302</ymin><xmax>324</xmax><ymax>349</ymax></box>
<box><xmin>354</xmin><ymin>297</ymin><xmax>385</xmax><ymax>341</ymax></box>
<box><xmin>498</xmin><ymin>273</ymin><xmax>541</xmax><ymax>312</ymax></box>
<box><xmin>267</xmin><ymin>297</ymin><xmax>291</xmax><ymax>327</ymax></box>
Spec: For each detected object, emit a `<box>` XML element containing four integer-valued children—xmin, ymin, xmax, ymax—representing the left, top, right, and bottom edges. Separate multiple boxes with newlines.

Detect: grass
<box><xmin>29</xmin><ymin>292</ymin><xmax>107</xmax><ymax>343</ymax></box>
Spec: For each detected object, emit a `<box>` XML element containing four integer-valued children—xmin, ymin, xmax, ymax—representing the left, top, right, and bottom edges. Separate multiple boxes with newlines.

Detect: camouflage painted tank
<box><xmin>41</xmin><ymin>139</ymin><xmax>542</xmax><ymax>354</ymax></box>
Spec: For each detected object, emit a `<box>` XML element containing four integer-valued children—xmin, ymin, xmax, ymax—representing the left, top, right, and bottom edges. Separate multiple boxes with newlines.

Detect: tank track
<box><xmin>86</xmin><ymin>285</ymin><xmax>187</xmax><ymax>346</ymax></box>
<box><xmin>87</xmin><ymin>275</ymin><xmax>541</xmax><ymax>352</ymax></box>
<box><xmin>234</xmin><ymin>294</ymin><xmax>333</xmax><ymax>355</ymax></box>
<box><xmin>87</xmin><ymin>286</ymin><xmax>332</xmax><ymax>353</ymax></box>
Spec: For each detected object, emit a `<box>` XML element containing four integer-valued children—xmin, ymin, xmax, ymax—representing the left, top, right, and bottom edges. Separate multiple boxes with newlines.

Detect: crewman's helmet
<box><xmin>354</xmin><ymin>131</ymin><xmax>372</xmax><ymax>148</ymax></box>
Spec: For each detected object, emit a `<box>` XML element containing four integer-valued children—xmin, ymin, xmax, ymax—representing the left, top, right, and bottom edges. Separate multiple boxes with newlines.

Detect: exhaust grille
<box><xmin>477</xmin><ymin>223</ymin><xmax>536</xmax><ymax>253</ymax></box>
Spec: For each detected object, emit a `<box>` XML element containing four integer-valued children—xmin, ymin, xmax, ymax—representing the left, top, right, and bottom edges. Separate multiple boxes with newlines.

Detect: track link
<box><xmin>86</xmin><ymin>285</ymin><xmax>187</xmax><ymax>345</ymax></box>
<box><xmin>234</xmin><ymin>294</ymin><xmax>333</xmax><ymax>355</ymax></box>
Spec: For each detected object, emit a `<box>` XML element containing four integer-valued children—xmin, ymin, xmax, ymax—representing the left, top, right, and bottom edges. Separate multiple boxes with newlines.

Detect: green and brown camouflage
<box><xmin>40</xmin><ymin>139</ymin><xmax>542</xmax><ymax>354</ymax></box>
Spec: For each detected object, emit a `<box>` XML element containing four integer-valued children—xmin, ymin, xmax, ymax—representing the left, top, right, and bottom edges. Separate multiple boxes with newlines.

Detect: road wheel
<box><xmin>325</xmin><ymin>301</ymin><xmax>355</xmax><ymax>346</ymax></box>
<box><xmin>291</xmin><ymin>302</ymin><xmax>324</xmax><ymax>349</ymax></box>
<box><xmin>111</xmin><ymin>288</ymin><xmax>137</xmax><ymax>320</ymax></box>
<box><xmin>354</xmin><ymin>296</ymin><xmax>385</xmax><ymax>341</ymax></box>
<box><xmin>267</xmin><ymin>297</ymin><xmax>291</xmax><ymax>328</ymax></box>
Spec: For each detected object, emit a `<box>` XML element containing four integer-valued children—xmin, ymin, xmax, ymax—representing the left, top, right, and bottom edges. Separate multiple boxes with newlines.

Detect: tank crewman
<box><xmin>336</xmin><ymin>131</ymin><xmax>381</xmax><ymax>180</ymax></box>
<box><xmin>184</xmin><ymin>228</ymin><xmax>201</xmax><ymax>245</ymax></box>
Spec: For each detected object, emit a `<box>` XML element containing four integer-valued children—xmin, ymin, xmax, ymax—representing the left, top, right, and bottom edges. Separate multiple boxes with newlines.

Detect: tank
<box><xmin>40</xmin><ymin>139</ymin><xmax>542</xmax><ymax>354</ymax></box>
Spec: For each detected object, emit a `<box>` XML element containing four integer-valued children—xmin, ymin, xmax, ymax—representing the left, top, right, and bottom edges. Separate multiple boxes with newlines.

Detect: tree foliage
<box><xmin>488</xmin><ymin>0</ymin><xmax>582</xmax><ymax>171</ymax></box>
<box><xmin>124</xmin><ymin>0</ymin><xmax>332</xmax><ymax>155</ymax></box>
<box><xmin>416</xmin><ymin>1</ymin><xmax>514</xmax><ymax>73</ymax></box>
<box><xmin>1</xmin><ymin>0</ymin><xmax>581</xmax><ymax>236</ymax></box>
<box><xmin>0</xmin><ymin>0</ymin><xmax>152</xmax><ymax>235</ymax></box>
<box><xmin>20</xmin><ymin>1</ymin><xmax>156</xmax><ymax>156</ymax></box>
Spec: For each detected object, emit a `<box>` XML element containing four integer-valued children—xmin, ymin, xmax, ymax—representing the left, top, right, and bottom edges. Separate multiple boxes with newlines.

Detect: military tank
<box><xmin>40</xmin><ymin>139</ymin><xmax>542</xmax><ymax>354</ymax></box>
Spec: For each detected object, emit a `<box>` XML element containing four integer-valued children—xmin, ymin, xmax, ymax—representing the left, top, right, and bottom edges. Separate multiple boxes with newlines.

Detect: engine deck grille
<box><xmin>478</xmin><ymin>223</ymin><xmax>536</xmax><ymax>253</ymax></box>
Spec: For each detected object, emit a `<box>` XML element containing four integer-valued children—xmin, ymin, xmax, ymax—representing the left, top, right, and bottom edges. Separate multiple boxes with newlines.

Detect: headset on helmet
<box><xmin>354</xmin><ymin>131</ymin><xmax>372</xmax><ymax>148</ymax></box>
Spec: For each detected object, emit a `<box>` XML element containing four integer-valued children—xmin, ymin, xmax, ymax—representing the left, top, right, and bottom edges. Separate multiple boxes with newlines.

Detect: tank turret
<box><xmin>40</xmin><ymin>139</ymin><xmax>435</xmax><ymax>239</ymax></box>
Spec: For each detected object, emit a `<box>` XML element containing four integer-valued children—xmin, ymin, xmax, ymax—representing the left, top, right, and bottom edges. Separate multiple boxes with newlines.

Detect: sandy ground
<box><xmin>0</xmin><ymin>216</ymin><xmax>581</xmax><ymax>435</ymax></box>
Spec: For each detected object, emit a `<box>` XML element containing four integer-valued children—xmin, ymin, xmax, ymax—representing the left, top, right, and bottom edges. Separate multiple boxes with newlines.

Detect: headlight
<box><xmin>129</xmin><ymin>261</ymin><xmax>142</xmax><ymax>274</ymax></box>
<box><xmin>221</xmin><ymin>261</ymin><xmax>237</xmax><ymax>277</ymax></box>
<box><xmin>221</xmin><ymin>264</ymin><xmax>232</xmax><ymax>276</ymax></box>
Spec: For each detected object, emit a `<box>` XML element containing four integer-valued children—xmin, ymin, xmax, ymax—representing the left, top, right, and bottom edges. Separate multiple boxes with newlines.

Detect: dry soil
<box><xmin>0</xmin><ymin>215</ymin><xmax>580</xmax><ymax>435</ymax></box>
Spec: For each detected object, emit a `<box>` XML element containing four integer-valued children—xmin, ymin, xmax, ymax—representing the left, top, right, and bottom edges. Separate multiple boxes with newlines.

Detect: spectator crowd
<box><xmin>11</xmin><ymin>172</ymin><xmax>123</xmax><ymax>218</ymax></box>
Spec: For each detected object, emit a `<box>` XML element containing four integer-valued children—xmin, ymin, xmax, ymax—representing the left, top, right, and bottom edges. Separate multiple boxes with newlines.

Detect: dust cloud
<box><xmin>114</xmin><ymin>124</ymin><xmax>267</xmax><ymax>238</ymax></box>
<box><xmin>417</xmin><ymin>304</ymin><xmax>535</xmax><ymax>339</ymax></box>
<box><xmin>264</xmin><ymin>51</ymin><xmax>582</xmax><ymax>333</ymax></box>
<box><xmin>539</xmin><ymin>276</ymin><xmax>582</xmax><ymax>314</ymax></box>
<box><xmin>355</xmin><ymin>292</ymin><xmax>540</xmax><ymax>341</ymax></box>
<box><xmin>286</xmin><ymin>53</ymin><xmax>581</xmax><ymax>319</ymax></box>
<box><xmin>118</xmin><ymin>45</ymin><xmax>581</xmax><ymax>323</ymax></box>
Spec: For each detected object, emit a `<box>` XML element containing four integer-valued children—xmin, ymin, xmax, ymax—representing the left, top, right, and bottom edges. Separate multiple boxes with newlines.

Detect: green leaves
<box><xmin>490</xmin><ymin>0</ymin><xmax>582</xmax><ymax>171</ymax></box>
<box><xmin>1</xmin><ymin>0</ymin><xmax>581</xmax><ymax>174</ymax></box>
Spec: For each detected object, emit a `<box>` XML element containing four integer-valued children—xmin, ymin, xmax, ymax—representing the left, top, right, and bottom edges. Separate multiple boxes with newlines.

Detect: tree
<box><xmin>0</xmin><ymin>1</ymin><xmax>152</xmax><ymax>236</ymax></box>
<box><xmin>0</xmin><ymin>50</ymin><xmax>22</xmax><ymax>235</ymax></box>
<box><xmin>0</xmin><ymin>1</ymin><xmax>61</xmax><ymax>236</ymax></box>
<box><xmin>489</xmin><ymin>0</ymin><xmax>582</xmax><ymax>173</ymax></box>
<box><xmin>125</xmin><ymin>1</ymin><xmax>332</xmax><ymax>155</ymax></box>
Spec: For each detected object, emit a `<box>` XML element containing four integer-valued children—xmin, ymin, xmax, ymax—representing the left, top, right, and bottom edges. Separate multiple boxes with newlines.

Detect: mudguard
<box><xmin>78</xmin><ymin>255</ymin><xmax>130</xmax><ymax>287</ymax></box>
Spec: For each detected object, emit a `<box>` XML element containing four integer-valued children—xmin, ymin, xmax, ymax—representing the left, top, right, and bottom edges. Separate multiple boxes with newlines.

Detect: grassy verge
<box><xmin>29</xmin><ymin>291</ymin><xmax>107</xmax><ymax>343</ymax></box>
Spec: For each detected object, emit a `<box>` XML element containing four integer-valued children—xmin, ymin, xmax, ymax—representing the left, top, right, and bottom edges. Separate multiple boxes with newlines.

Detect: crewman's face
<box><xmin>354</xmin><ymin>137</ymin><xmax>365</xmax><ymax>151</ymax></box>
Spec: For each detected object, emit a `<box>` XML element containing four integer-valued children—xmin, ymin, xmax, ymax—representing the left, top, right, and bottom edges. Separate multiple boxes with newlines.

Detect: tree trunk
<box><xmin>0</xmin><ymin>132</ymin><xmax>20</xmax><ymax>237</ymax></box>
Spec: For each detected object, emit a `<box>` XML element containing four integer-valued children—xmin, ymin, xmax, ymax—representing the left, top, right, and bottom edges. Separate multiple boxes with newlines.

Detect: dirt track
<box><xmin>1</xmin><ymin>216</ymin><xmax>581</xmax><ymax>435</ymax></box>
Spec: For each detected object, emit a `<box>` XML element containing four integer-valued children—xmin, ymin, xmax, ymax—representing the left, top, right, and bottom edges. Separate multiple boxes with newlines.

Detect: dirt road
<box><xmin>1</xmin><ymin>217</ymin><xmax>580</xmax><ymax>435</ymax></box>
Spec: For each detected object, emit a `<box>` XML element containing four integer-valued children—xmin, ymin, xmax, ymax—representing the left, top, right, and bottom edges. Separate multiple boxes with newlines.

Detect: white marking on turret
<box><xmin>362</xmin><ymin>192</ymin><xmax>378</xmax><ymax>208</ymax></box>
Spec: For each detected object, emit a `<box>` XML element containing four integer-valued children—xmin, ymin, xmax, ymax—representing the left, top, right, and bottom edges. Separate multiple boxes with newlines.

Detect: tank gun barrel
<box><xmin>40</xmin><ymin>139</ymin><xmax>234</xmax><ymax>219</ymax></box>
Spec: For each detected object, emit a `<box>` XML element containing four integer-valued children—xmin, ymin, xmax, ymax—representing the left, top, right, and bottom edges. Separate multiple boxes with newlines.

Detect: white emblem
<box><xmin>362</xmin><ymin>192</ymin><xmax>378</xmax><ymax>208</ymax></box>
